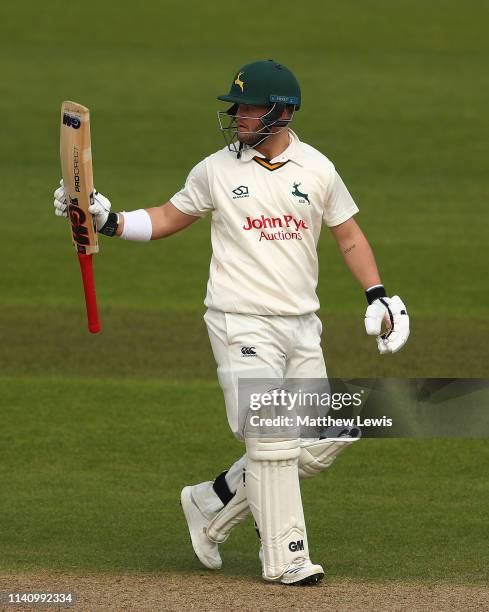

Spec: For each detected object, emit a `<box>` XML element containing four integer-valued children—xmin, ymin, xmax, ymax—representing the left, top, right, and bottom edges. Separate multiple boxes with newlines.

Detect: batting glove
<box><xmin>87</xmin><ymin>190</ymin><xmax>112</xmax><ymax>230</ymax></box>
<box><xmin>53</xmin><ymin>179</ymin><xmax>112</xmax><ymax>230</ymax></box>
<box><xmin>53</xmin><ymin>179</ymin><xmax>68</xmax><ymax>217</ymax></box>
<box><xmin>364</xmin><ymin>291</ymin><xmax>410</xmax><ymax>354</ymax></box>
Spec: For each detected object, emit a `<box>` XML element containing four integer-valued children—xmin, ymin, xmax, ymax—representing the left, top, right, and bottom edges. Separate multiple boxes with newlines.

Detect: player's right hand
<box><xmin>88</xmin><ymin>190</ymin><xmax>112</xmax><ymax>230</ymax></box>
<box><xmin>364</xmin><ymin>295</ymin><xmax>410</xmax><ymax>354</ymax></box>
<box><xmin>53</xmin><ymin>179</ymin><xmax>112</xmax><ymax>230</ymax></box>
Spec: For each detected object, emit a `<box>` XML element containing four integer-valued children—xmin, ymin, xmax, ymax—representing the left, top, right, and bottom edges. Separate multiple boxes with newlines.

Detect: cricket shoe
<box><xmin>259</xmin><ymin>547</ymin><xmax>324</xmax><ymax>586</ymax></box>
<box><xmin>180</xmin><ymin>486</ymin><xmax>222</xmax><ymax>569</ymax></box>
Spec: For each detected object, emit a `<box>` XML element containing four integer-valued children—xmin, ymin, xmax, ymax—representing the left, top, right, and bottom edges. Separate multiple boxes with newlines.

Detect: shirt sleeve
<box><xmin>170</xmin><ymin>159</ymin><xmax>213</xmax><ymax>217</ymax></box>
<box><xmin>322</xmin><ymin>169</ymin><xmax>359</xmax><ymax>227</ymax></box>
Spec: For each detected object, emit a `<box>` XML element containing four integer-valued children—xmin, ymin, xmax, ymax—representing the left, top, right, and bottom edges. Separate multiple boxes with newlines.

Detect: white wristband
<box><xmin>120</xmin><ymin>209</ymin><xmax>152</xmax><ymax>242</ymax></box>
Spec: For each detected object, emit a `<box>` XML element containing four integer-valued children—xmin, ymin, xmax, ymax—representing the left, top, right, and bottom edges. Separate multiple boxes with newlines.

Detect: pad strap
<box><xmin>212</xmin><ymin>471</ymin><xmax>235</xmax><ymax>506</ymax></box>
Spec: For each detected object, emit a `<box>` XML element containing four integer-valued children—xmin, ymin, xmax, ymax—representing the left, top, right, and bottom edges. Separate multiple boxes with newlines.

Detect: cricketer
<box><xmin>53</xmin><ymin>60</ymin><xmax>410</xmax><ymax>585</ymax></box>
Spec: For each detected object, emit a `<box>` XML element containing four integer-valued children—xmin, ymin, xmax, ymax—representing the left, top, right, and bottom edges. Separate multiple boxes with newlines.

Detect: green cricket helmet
<box><xmin>218</xmin><ymin>59</ymin><xmax>301</xmax><ymax>109</ymax></box>
<box><xmin>217</xmin><ymin>59</ymin><xmax>301</xmax><ymax>155</ymax></box>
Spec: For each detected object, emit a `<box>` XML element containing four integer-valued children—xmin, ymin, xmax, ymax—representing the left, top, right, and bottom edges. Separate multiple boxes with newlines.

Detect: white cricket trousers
<box><xmin>191</xmin><ymin>308</ymin><xmax>329</xmax><ymax>519</ymax></box>
<box><xmin>204</xmin><ymin>308</ymin><xmax>327</xmax><ymax>439</ymax></box>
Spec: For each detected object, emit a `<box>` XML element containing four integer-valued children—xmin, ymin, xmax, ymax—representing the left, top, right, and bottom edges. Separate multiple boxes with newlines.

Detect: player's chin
<box><xmin>238</xmin><ymin>131</ymin><xmax>266</xmax><ymax>146</ymax></box>
<box><xmin>237</xmin><ymin>131</ymin><xmax>254</xmax><ymax>144</ymax></box>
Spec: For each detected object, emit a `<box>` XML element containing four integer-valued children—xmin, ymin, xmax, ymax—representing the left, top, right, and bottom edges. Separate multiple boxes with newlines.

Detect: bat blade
<box><xmin>60</xmin><ymin>101</ymin><xmax>101</xmax><ymax>333</ymax></box>
<box><xmin>60</xmin><ymin>101</ymin><xmax>98</xmax><ymax>255</ymax></box>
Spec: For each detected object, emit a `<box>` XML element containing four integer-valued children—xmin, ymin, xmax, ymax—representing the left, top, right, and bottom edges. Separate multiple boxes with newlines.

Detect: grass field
<box><xmin>1</xmin><ymin>377</ymin><xmax>489</xmax><ymax>583</ymax></box>
<box><xmin>0</xmin><ymin>0</ymin><xmax>488</xmax><ymax>606</ymax></box>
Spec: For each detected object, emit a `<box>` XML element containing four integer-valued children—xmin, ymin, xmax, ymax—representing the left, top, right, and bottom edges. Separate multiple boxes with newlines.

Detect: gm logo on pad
<box><xmin>288</xmin><ymin>540</ymin><xmax>304</xmax><ymax>552</ymax></box>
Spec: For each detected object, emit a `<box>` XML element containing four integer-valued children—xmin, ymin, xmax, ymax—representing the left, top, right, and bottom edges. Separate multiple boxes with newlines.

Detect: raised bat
<box><xmin>60</xmin><ymin>101</ymin><xmax>101</xmax><ymax>333</ymax></box>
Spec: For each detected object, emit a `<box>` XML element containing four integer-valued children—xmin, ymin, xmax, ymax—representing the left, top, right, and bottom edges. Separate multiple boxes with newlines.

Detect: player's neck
<box><xmin>254</xmin><ymin>129</ymin><xmax>290</xmax><ymax>161</ymax></box>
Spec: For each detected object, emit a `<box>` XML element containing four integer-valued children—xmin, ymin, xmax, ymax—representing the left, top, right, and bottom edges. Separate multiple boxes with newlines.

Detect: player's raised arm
<box><xmin>54</xmin><ymin>158</ymin><xmax>211</xmax><ymax>240</ymax></box>
<box><xmin>53</xmin><ymin>185</ymin><xmax>200</xmax><ymax>240</ymax></box>
<box><xmin>85</xmin><ymin>193</ymin><xmax>200</xmax><ymax>240</ymax></box>
<box><xmin>119</xmin><ymin>202</ymin><xmax>199</xmax><ymax>239</ymax></box>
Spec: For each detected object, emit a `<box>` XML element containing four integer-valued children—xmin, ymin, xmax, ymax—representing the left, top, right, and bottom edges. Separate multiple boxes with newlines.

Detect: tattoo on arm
<box><xmin>343</xmin><ymin>243</ymin><xmax>356</xmax><ymax>255</ymax></box>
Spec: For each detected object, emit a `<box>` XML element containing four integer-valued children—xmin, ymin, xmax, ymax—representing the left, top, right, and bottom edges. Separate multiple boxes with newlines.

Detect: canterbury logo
<box><xmin>288</xmin><ymin>540</ymin><xmax>304</xmax><ymax>552</ymax></box>
<box><xmin>241</xmin><ymin>346</ymin><xmax>256</xmax><ymax>356</ymax></box>
<box><xmin>234</xmin><ymin>71</ymin><xmax>244</xmax><ymax>92</ymax></box>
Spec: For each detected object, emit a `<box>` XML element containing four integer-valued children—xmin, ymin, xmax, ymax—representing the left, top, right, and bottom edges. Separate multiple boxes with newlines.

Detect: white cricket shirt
<box><xmin>170</xmin><ymin>130</ymin><xmax>359</xmax><ymax>315</ymax></box>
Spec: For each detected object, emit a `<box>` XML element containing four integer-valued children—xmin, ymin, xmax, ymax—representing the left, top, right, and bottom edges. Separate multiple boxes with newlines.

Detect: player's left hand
<box><xmin>53</xmin><ymin>179</ymin><xmax>68</xmax><ymax>217</ymax></box>
<box><xmin>364</xmin><ymin>295</ymin><xmax>410</xmax><ymax>354</ymax></box>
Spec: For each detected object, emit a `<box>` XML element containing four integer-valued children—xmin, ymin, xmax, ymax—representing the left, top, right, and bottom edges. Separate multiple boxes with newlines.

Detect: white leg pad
<box><xmin>298</xmin><ymin>432</ymin><xmax>360</xmax><ymax>479</ymax></box>
<box><xmin>206</xmin><ymin>481</ymin><xmax>249</xmax><ymax>543</ymax></box>
<box><xmin>201</xmin><ymin>432</ymin><xmax>360</xmax><ymax>544</ymax></box>
<box><xmin>245</xmin><ymin>437</ymin><xmax>307</xmax><ymax>580</ymax></box>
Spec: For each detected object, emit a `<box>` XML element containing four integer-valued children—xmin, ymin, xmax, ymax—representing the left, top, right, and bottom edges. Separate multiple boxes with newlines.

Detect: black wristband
<box><xmin>365</xmin><ymin>284</ymin><xmax>387</xmax><ymax>305</ymax></box>
<box><xmin>99</xmin><ymin>212</ymin><xmax>119</xmax><ymax>237</ymax></box>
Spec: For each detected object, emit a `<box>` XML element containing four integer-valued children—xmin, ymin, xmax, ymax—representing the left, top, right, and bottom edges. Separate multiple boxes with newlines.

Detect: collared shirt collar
<box><xmin>238</xmin><ymin>129</ymin><xmax>305</xmax><ymax>167</ymax></box>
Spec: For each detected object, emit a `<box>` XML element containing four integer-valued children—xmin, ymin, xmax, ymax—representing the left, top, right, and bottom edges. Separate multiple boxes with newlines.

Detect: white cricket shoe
<box><xmin>278</xmin><ymin>559</ymin><xmax>325</xmax><ymax>585</ymax></box>
<box><xmin>259</xmin><ymin>547</ymin><xmax>324</xmax><ymax>586</ymax></box>
<box><xmin>180</xmin><ymin>486</ymin><xmax>222</xmax><ymax>569</ymax></box>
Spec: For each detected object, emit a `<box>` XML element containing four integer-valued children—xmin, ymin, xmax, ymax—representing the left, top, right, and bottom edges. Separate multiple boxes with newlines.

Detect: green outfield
<box><xmin>1</xmin><ymin>377</ymin><xmax>489</xmax><ymax>582</ymax></box>
<box><xmin>0</xmin><ymin>0</ymin><xmax>488</xmax><ymax>588</ymax></box>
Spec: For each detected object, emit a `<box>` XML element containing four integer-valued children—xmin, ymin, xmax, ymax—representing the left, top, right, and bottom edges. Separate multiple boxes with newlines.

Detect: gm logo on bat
<box><xmin>68</xmin><ymin>196</ymin><xmax>90</xmax><ymax>247</ymax></box>
<box><xmin>63</xmin><ymin>113</ymin><xmax>81</xmax><ymax>129</ymax></box>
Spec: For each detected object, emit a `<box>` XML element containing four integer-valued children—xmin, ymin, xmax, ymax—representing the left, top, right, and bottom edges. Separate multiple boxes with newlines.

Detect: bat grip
<box><xmin>77</xmin><ymin>252</ymin><xmax>101</xmax><ymax>334</ymax></box>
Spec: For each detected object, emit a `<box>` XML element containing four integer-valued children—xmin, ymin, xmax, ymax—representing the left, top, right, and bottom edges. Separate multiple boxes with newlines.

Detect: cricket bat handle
<box><xmin>77</xmin><ymin>252</ymin><xmax>101</xmax><ymax>334</ymax></box>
